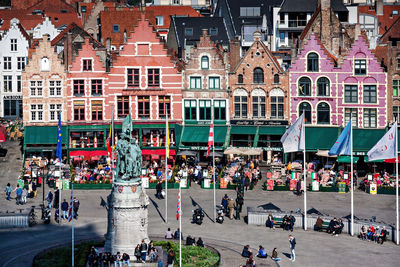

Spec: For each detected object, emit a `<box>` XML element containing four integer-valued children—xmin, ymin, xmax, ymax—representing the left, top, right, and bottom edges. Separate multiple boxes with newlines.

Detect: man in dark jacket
<box><xmin>73</xmin><ymin>197</ymin><xmax>80</xmax><ymax>218</ymax></box>
<box><xmin>53</xmin><ymin>187</ymin><xmax>60</xmax><ymax>209</ymax></box>
<box><xmin>289</xmin><ymin>235</ymin><xmax>296</xmax><ymax>262</ymax></box>
<box><xmin>289</xmin><ymin>215</ymin><xmax>296</xmax><ymax>232</ymax></box>
<box><xmin>156</xmin><ymin>181</ymin><xmax>163</xmax><ymax>199</ymax></box>
<box><xmin>61</xmin><ymin>199</ymin><xmax>69</xmax><ymax>219</ymax></box>
<box><xmin>221</xmin><ymin>194</ymin><xmax>229</xmax><ymax>213</ymax></box>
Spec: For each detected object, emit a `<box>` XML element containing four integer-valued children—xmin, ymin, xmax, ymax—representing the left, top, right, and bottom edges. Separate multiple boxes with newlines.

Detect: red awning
<box><xmin>0</xmin><ymin>126</ymin><xmax>6</xmax><ymax>142</ymax></box>
<box><xmin>141</xmin><ymin>149</ymin><xmax>176</xmax><ymax>156</ymax></box>
<box><xmin>69</xmin><ymin>150</ymin><xmax>108</xmax><ymax>157</ymax></box>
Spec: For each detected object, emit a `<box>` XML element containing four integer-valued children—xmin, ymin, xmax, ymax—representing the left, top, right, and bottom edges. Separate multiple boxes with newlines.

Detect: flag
<box><xmin>368</xmin><ymin>121</ymin><xmax>397</xmax><ymax>161</ymax></box>
<box><xmin>206</xmin><ymin>121</ymin><xmax>214</xmax><ymax>157</ymax></box>
<box><xmin>329</xmin><ymin>120</ymin><xmax>352</xmax><ymax>156</ymax></box>
<box><xmin>166</xmin><ymin>113</ymin><xmax>170</xmax><ymax>158</ymax></box>
<box><xmin>56</xmin><ymin>112</ymin><xmax>62</xmax><ymax>162</ymax></box>
<box><xmin>176</xmin><ymin>187</ymin><xmax>181</xmax><ymax>220</ymax></box>
<box><xmin>107</xmin><ymin>123</ymin><xmax>112</xmax><ymax>157</ymax></box>
<box><xmin>280</xmin><ymin>114</ymin><xmax>305</xmax><ymax>153</ymax></box>
<box><xmin>67</xmin><ymin>190</ymin><xmax>73</xmax><ymax>222</ymax></box>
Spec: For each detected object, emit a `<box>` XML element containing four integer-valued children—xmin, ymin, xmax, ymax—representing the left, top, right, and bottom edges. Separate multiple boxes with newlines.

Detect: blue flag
<box><xmin>329</xmin><ymin>120</ymin><xmax>352</xmax><ymax>156</ymax></box>
<box><xmin>56</xmin><ymin>112</ymin><xmax>62</xmax><ymax>162</ymax></box>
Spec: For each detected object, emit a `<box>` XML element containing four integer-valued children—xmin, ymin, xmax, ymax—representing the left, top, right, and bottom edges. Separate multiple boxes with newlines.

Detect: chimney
<box><xmin>66</xmin><ymin>32</ymin><xmax>73</xmax><ymax>70</ymax></box>
<box><xmin>355</xmin><ymin>24</ymin><xmax>361</xmax><ymax>40</ymax></box>
<box><xmin>202</xmin><ymin>29</ymin><xmax>208</xmax><ymax>36</ymax></box>
<box><xmin>253</xmin><ymin>30</ymin><xmax>262</xmax><ymax>42</ymax></box>
<box><xmin>229</xmin><ymin>37</ymin><xmax>241</xmax><ymax>72</ymax></box>
<box><xmin>140</xmin><ymin>0</ymin><xmax>146</xmax><ymax>12</ymax></box>
<box><xmin>106</xmin><ymin>38</ymin><xmax>111</xmax><ymax>52</ymax></box>
<box><xmin>319</xmin><ymin>0</ymin><xmax>331</xmax><ymax>10</ymax></box>
<box><xmin>376</xmin><ymin>0</ymin><xmax>383</xmax><ymax>16</ymax></box>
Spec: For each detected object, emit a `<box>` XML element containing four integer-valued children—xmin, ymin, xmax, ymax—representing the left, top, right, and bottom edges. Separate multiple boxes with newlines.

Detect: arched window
<box><xmin>251</xmin><ymin>89</ymin><xmax>266</xmax><ymax>119</ymax></box>
<box><xmin>201</xmin><ymin>56</ymin><xmax>209</xmax><ymax>69</ymax></box>
<box><xmin>317</xmin><ymin>77</ymin><xmax>330</xmax><ymax>96</ymax></box>
<box><xmin>234</xmin><ymin>89</ymin><xmax>247</xmax><ymax>118</ymax></box>
<box><xmin>238</xmin><ymin>74</ymin><xmax>243</xmax><ymax>84</ymax></box>
<box><xmin>299</xmin><ymin>102</ymin><xmax>311</xmax><ymax>124</ymax></box>
<box><xmin>253</xmin><ymin>67</ymin><xmax>264</xmax><ymax>84</ymax></box>
<box><xmin>270</xmin><ymin>88</ymin><xmax>284</xmax><ymax>119</ymax></box>
<box><xmin>317</xmin><ymin>102</ymin><xmax>330</xmax><ymax>124</ymax></box>
<box><xmin>298</xmin><ymin>77</ymin><xmax>311</xmax><ymax>96</ymax></box>
<box><xmin>307</xmin><ymin>52</ymin><xmax>319</xmax><ymax>72</ymax></box>
<box><xmin>274</xmin><ymin>74</ymin><xmax>279</xmax><ymax>84</ymax></box>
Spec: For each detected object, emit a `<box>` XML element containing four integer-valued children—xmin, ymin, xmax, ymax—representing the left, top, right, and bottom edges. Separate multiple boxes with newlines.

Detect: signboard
<box><xmin>338</xmin><ymin>182</ymin><xmax>346</xmax><ymax>193</ymax></box>
<box><xmin>141</xmin><ymin>168</ymin><xmax>147</xmax><ymax>176</ymax></box>
<box><xmin>203</xmin><ymin>178</ymin><xmax>211</xmax><ymax>188</ymax></box>
<box><xmin>142</xmin><ymin>177</ymin><xmax>149</xmax><ymax>188</ymax></box>
<box><xmin>183</xmin><ymin>170</ymin><xmax>188</xmax><ymax>178</ymax></box>
<box><xmin>367</xmin><ymin>174</ymin><xmax>373</xmax><ymax>181</ymax></box>
<box><xmin>180</xmin><ymin>178</ymin><xmax>187</xmax><ymax>188</ymax></box>
<box><xmin>290</xmin><ymin>180</ymin><xmax>297</xmax><ymax>191</ymax></box>
<box><xmin>343</xmin><ymin>173</ymin><xmax>349</xmax><ymax>180</ymax></box>
<box><xmin>262</xmin><ymin>147</ymin><xmax>283</xmax><ymax>151</ymax></box>
<box><xmin>3</xmin><ymin>95</ymin><xmax>22</xmax><ymax>100</ymax></box>
<box><xmin>291</xmin><ymin>172</ymin><xmax>298</xmax><ymax>180</ymax></box>
<box><xmin>230</xmin><ymin>120</ymin><xmax>288</xmax><ymax>126</ymax></box>
<box><xmin>267</xmin><ymin>179</ymin><xmax>274</xmax><ymax>190</ymax></box>
<box><xmin>312</xmin><ymin>180</ymin><xmax>319</xmax><ymax>191</ymax></box>
<box><xmin>62</xmin><ymin>179</ymin><xmax>70</xmax><ymax>190</ymax></box>
<box><xmin>370</xmin><ymin>183</ymin><xmax>377</xmax><ymax>195</ymax></box>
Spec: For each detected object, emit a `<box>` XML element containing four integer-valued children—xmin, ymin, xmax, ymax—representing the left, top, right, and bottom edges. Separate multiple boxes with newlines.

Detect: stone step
<box><xmin>130</xmin><ymin>262</ymin><xmax>159</xmax><ymax>267</ymax></box>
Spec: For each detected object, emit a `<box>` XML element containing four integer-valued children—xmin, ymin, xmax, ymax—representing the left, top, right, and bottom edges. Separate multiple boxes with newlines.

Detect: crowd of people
<box><xmin>72</xmin><ymin>160</ymin><xmax>113</xmax><ymax>184</ymax></box>
<box><xmin>359</xmin><ymin>225</ymin><xmax>388</xmax><ymax>244</ymax></box>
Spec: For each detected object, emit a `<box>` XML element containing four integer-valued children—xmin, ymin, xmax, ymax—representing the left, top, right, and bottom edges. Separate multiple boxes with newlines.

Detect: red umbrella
<box><xmin>0</xmin><ymin>126</ymin><xmax>6</xmax><ymax>142</ymax></box>
<box><xmin>384</xmin><ymin>157</ymin><xmax>400</xmax><ymax>163</ymax></box>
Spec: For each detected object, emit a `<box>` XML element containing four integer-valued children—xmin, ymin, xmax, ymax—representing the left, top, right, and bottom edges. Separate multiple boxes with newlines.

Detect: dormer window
<box><xmin>81</xmin><ymin>6</ymin><xmax>87</xmax><ymax>13</ymax></box>
<box><xmin>156</xmin><ymin>16</ymin><xmax>164</xmax><ymax>26</ymax></box>
<box><xmin>201</xmin><ymin>56</ymin><xmax>209</xmax><ymax>69</ymax></box>
<box><xmin>307</xmin><ymin>52</ymin><xmax>319</xmax><ymax>72</ymax></box>
<box><xmin>238</xmin><ymin>74</ymin><xmax>243</xmax><ymax>84</ymax></box>
<box><xmin>113</xmin><ymin>24</ymin><xmax>119</xmax><ymax>33</ymax></box>
<box><xmin>83</xmin><ymin>59</ymin><xmax>92</xmax><ymax>71</ymax></box>
<box><xmin>210</xmin><ymin>27</ymin><xmax>218</xmax><ymax>36</ymax></box>
<box><xmin>354</xmin><ymin>59</ymin><xmax>366</xmax><ymax>75</ymax></box>
<box><xmin>10</xmin><ymin>39</ymin><xmax>17</xmax><ymax>51</ymax></box>
<box><xmin>40</xmin><ymin>57</ymin><xmax>50</xmax><ymax>71</ymax></box>
<box><xmin>185</xmin><ymin>28</ymin><xmax>193</xmax><ymax>36</ymax></box>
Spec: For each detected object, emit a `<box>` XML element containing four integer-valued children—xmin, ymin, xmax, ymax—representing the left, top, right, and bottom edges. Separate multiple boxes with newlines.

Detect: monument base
<box><xmin>104</xmin><ymin>180</ymin><xmax>149</xmax><ymax>256</ymax></box>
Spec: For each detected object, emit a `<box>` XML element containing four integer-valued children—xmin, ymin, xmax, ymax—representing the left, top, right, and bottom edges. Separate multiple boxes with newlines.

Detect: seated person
<box><xmin>271</xmin><ymin>248</ymin><xmax>280</xmax><ymax>261</ymax></box>
<box><xmin>360</xmin><ymin>225</ymin><xmax>367</xmax><ymax>240</ymax></box>
<box><xmin>148</xmin><ymin>248</ymin><xmax>158</xmax><ymax>263</ymax></box>
<box><xmin>314</xmin><ymin>217</ymin><xmax>324</xmax><ymax>231</ymax></box>
<box><xmin>245</xmin><ymin>255</ymin><xmax>256</xmax><ymax>267</ymax></box>
<box><xmin>373</xmin><ymin>226</ymin><xmax>380</xmax><ymax>242</ymax></box>
<box><xmin>367</xmin><ymin>225</ymin><xmax>375</xmax><ymax>240</ymax></box>
<box><xmin>265</xmin><ymin>213</ymin><xmax>274</xmax><ymax>229</ymax></box>
<box><xmin>165</xmin><ymin>228</ymin><xmax>173</xmax><ymax>239</ymax></box>
<box><xmin>256</xmin><ymin>245</ymin><xmax>267</xmax><ymax>258</ymax></box>
<box><xmin>282</xmin><ymin>215</ymin><xmax>290</xmax><ymax>230</ymax></box>
<box><xmin>174</xmin><ymin>228</ymin><xmax>184</xmax><ymax>240</ymax></box>
<box><xmin>378</xmin><ymin>226</ymin><xmax>388</xmax><ymax>244</ymax></box>
<box><xmin>186</xmin><ymin>235</ymin><xmax>196</xmax><ymax>246</ymax></box>
<box><xmin>241</xmin><ymin>245</ymin><xmax>251</xmax><ymax>258</ymax></box>
<box><xmin>196</xmin><ymin>237</ymin><xmax>204</xmax><ymax>247</ymax></box>
<box><xmin>332</xmin><ymin>219</ymin><xmax>344</xmax><ymax>236</ymax></box>
<box><xmin>327</xmin><ymin>218</ymin><xmax>337</xmax><ymax>234</ymax></box>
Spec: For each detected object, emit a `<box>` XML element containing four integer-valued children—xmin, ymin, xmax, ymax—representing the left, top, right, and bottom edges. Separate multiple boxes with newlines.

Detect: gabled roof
<box><xmin>171</xmin><ymin>16</ymin><xmax>229</xmax><ymax>48</ymax></box>
<box><xmin>358</xmin><ymin>4</ymin><xmax>400</xmax><ymax>35</ymax></box>
<box><xmin>51</xmin><ymin>22</ymin><xmax>104</xmax><ymax>49</ymax></box>
<box><xmin>280</xmin><ymin>0</ymin><xmax>347</xmax><ymax>13</ymax></box>
<box><xmin>26</xmin><ymin>0</ymin><xmax>76</xmax><ymax>13</ymax></box>
<box><xmin>380</xmin><ymin>16</ymin><xmax>400</xmax><ymax>43</ymax></box>
<box><xmin>17</xmin><ymin>23</ymin><xmax>30</xmax><ymax>41</ymax></box>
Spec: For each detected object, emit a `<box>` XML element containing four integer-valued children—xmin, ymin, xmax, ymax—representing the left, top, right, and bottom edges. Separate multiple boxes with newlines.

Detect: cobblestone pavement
<box><xmin>1</xmin><ymin>140</ymin><xmax>400</xmax><ymax>266</ymax></box>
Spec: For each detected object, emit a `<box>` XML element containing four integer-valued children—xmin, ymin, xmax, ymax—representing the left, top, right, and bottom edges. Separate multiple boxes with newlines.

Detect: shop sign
<box><xmin>354</xmin><ymin>152</ymin><xmax>366</xmax><ymax>156</ymax></box>
<box><xmin>3</xmin><ymin>95</ymin><xmax>22</xmax><ymax>100</ymax></box>
<box><xmin>293</xmin><ymin>97</ymin><xmax>334</xmax><ymax>102</ymax></box>
<box><xmin>182</xmin><ymin>146</ymin><xmax>223</xmax><ymax>151</ymax></box>
<box><xmin>262</xmin><ymin>147</ymin><xmax>283</xmax><ymax>151</ymax></box>
<box><xmin>230</xmin><ymin>120</ymin><xmax>288</xmax><ymax>126</ymax></box>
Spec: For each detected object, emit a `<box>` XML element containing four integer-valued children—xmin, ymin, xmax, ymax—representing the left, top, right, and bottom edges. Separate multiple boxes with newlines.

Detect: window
<box><xmin>317</xmin><ymin>77</ymin><xmax>330</xmax><ymax>96</ymax></box>
<box><xmin>345</xmin><ymin>85</ymin><xmax>358</xmax><ymax>103</ymax></box>
<box><xmin>190</xmin><ymin>77</ymin><xmax>201</xmax><ymax>89</ymax></box>
<box><xmin>41</xmin><ymin>57</ymin><xmax>50</xmax><ymax>71</ymax></box>
<box><xmin>238</xmin><ymin>74</ymin><xmax>243</xmax><ymax>84</ymax></box>
<box><xmin>117</xmin><ymin>96</ymin><xmax>129</xmax><ymax>118</ymax></box>
<box><xmin>127</xmin><ymin>68</ymin><xmax>140</xmax><ymax>87</ymax></box>
<box><xmin>363</xmin><ymin>85</ymin><xmax>376</xmax><ymax>103</ymax></box>
<box><xmin>209</xmin><ymin>77</ymin><xmax>220</xmax><ymax>89</ymax></box>
<box><xmin>271</xmin><ymin>96</ymin><xmax>284</xmax><ymax>119</ymax></box>
<box><xmin>184</xmin><ymin>100</ymin><xmax>197</xmax><ymax>120</ymax></box>
<box><xmin>274</xmin><ymin>74</ymin><xmax>279</xmax><ymax>84</ymax></box>
<box><xmin>74</xmin><ymin>101</ymin><xmax>85</xmax><ymax>121</ymax></box>
<box><xmin>214</xmin><ymin>100</ymin><xmax>226</xmax><ymax>120</ymax></box>
<box><xmin>113</xmin><ymin>24</ymin><xmax>119</xmax><ymax>33</ymax></box>
<box><xmin>49</xmin><ymin>104</ymin><xmax>62</xmax><ymax>121</ymax></box>
<box><xmin>3</xmin><ymin>76</ymin><xmax>12</xmax><ymax>92</ymax></box>
<box><xmin>394</xmin><ymin>80</ymin><xmax>400</xmax><ymax>97</ymax></box>
<box><xmin>31</xmin><ymin>104</ymin><xmax>43</xmax><ymax>121</ymax></box>
<box><xmin>201</xmin><ymin>56</ymin><xmax>209</xmax><ymax>69</ymax></box>
<box><xmin>73</xmin><ymin>80</ymin><xmax>85</xmax><ymax>95</ymax></box>
<box><xmin>185</xmin><ymin>28</ymin><xmax>193</xmax><ymax>36</ymax></box>
<box><xmin>155</xmin><ymin>16</ymin><xmax>164</xmax><ymax>26</ymax></box>
<box><xmin>345</xmin><ymin>108</ymin><xmax>358</xmax><ymax>127</ymax></box>
<box><xmin>209</xmin><ymin>27</ymin><xmax>218</xmax><ymax>36</ymax></box>
<box><xmin>240</xmin><ymin>7</ymin><xmax>260</xmax><ymax>17</ymax></box>
<box><xmin>307</xmin><ymin>53</ymin><xmax>319</xmax><ymax>72</ymax></box>
<box><xmin>280</xmin><ymin>13</ymin><xmax>285</xmax><ymax>24</ymax></box>
<box><xmin>393</xmin><ymin>106</ymin><xmax>400</xmax><ymax>122</ymax></box>
<box><xmin>30</xmin><ymin>81</ymin><xmax>43</xmax><ymax>96</ymax></box>
<box><xmin>199</xmin><ymin>100</ymin><xmax>211</xmax><ymax>120</ymax></box>
<box><xmin>252</xmin><ymin>95</ymin><xmax>266</xmax><ymax>118</ymax></box>
<box><xmin>49</xmin><ymin>80</ymin><xmax>62</xmax><ymax>96</ymax></box>
<box><xmin>298</xmin><ymin>77</ymin><xmax>311</xmax><ymax>96</ymax></box>
<box><xmin>4</xmin><ymin>100</ymin><xmax>16</xmax><ymax>117</ymax></box>
<box><xmin>138</xmin><ymin>96</ymin><xmax>150</xmax><ymax>119</ymax></box>
<box><xmin>234</xmin><ymin>95</ymin><xmax>247</xmax><ymax>118</ymax></box>
<box><xmin>3</xmin><ymin>57</ymin><xmax>11</xmax><ymax>70</ymax></box>
<box><xmin>280</xmin><ymin>32</ymin><xmax>285</xmax><ymax>41</ymax></box>
<box><xmin>10</xmin><ymin>39</ymin><xmax>17</xmax><ymax>51</ymax></box>
<box><xmin>147</xmin><ymin>68</ymin><xmax>160</xmax><ymax>87</ymax></box>
<box><xmin>17</xmin><ymin>76</ymin><xmax>21</xmax><ymax>92</ymax></box>
<box><xmin>83</xmin><ymin>59</ymin><xmax>92</xmax><ymax>71</ymax></box>
<box><xmin>253</xmin><ymin>68</ymin><xmax>264</xmax><ymax>84</ymax></box>
<box><xmin>17</xmin><ymin>57</ymin><xmax>25</xmax><ymax>70</ymax></box>
<box><xmin>299</xmin><ymin>102</ymin><xmax>311</xmax><ymax>124</ymax></box>
<box><xmin>317</xmin><ymin>103</ymin><xmax>330</xmax><ymax>124</ymax></box>
<box><xmin>354</xmin><ymin>59</ymin><xmax>366</xmax><ymax>75</ymax></box>
<box><xmin>397</xmin><ymin>58</ymin><xmax>400</xmax><ymax>69</ymax></box>
<box><xmin>159</xmin><ymin>96</ymin><xmax>171</xmax><ymax>119</ymax></box>
<box><xmin>363</xmin><ymin>108</ymin><xmax>377</xmax><ymax>128</ymax></box>
<box><xmin>91</xmin><ymin>79</ymin><xmax>102</xmax><ymax>95</ymax></box>
<box><xmin>81</xmin><ymin>5</ymin><xmax>86</xmax><ymax>13</ymax></box>
<box><xmin>91</xmin><ymin>101</ymin><xmax>103</xmax><ymax>121</ymax></box>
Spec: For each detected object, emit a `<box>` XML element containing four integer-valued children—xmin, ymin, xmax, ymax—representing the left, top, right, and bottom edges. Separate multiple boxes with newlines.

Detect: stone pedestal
<box><xmin>104</xmin><ymin>180</ymin><xmax>149</xmax><ymax>256</ymax></box>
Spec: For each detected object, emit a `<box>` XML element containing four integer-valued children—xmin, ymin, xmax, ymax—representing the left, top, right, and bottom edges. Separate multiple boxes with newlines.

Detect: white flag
<box><xmin>367</xmin><ymin>121</ymin><xmax>397</xmax><ymax>161</ymax></box>
<box><xmin>280</xmin><ymin>114</ymin><xmax>305</xmax><ymax>153</ymax></box>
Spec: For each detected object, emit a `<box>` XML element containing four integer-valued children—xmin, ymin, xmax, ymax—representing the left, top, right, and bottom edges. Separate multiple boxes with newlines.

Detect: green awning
<box><xmin>337</xmin><ymin>156</ymin><xmax>359</xmax><ymax>163</ymax></box>
<box><xmin>363</xmin><ymin>156</ymin><xmax>384</xmax><ymax>163</ymax></box>
<box><xmin>230</xmin><ymin>126</ymin><xmax>257</xmax><ymax>135</ymax></box>
<box><xmin>353</xmin><ymin>129</ymin><xmax>385</xmax><ymax>152</ymax></box>
<box><xmin>181</xmin><ymin>126</ymin><xmax>227</xmax><ymax>144</ymax></box>
<box><xmin>305</xmin><ymin>127</ymin><xmax>340</xmax><ymax>151</ymax></box>
<box><xmin>258</xmin><ymin>126</ymin><xmax>286</xmax><ymax>135</ymax></box>
<box><xmin>24</xmin><ymin>126</ymin><xmax>68</xmax><ymax>145</ymax></box>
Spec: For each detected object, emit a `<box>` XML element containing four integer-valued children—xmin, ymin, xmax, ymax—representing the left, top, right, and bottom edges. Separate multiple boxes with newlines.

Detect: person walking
<box><xmin>73</xmin><ymin>196</ymin><xmax>80</xmax><ymax>218</ymax></box>
<box><xmin>21</xmin><ymin>187</ymin><xmax>27</xmax><ymax>204</ymax></box>
<box><xmin>61</xmin><ymin>199</ymin><xmax>69</xmax><ymax>219</ymax></box>
<box><xmin>53</xmin><ymin>187</ymin><xmax>60</xmax><ymax>209</ymax></box>
<box><xmin>140</xmin><ymin>239</ymin><xmax>148</xmax><ymax>263</ymax></box>
<box><xmin>167</xmin><ymin>250</ymin><xmax>175</xmax><ymax>267</ymax></box>
<box><xmin>4</xmin><ymin>183</ymin><xmax>12</xmax><ymax>201</ymax></box>
<box><xmin>15</xmin><ymin>184</ymin><xmax>22</xmax><ymax>204</ymax></box>
<box><xmin>46</xmin><ymin>191</ymin><xmax>53</xmax><ymax>209</ymax></box>
<box><xmin>289</xmin><ymin>235</ymin><xmax>296</xmax><ymax>262</ymax></box>
<box><xmin>156</xmin><ymin>181</ymin><xmax>163</xmax><ymax>199</ymax></box>
<box><xmin>221</xmin><ymin>194</ymin><xmax>229</xmax><ymax>214</ymax></box>
<box><xmin>227</xmin><ymin>198</ymin><xmax>235</xmax><ymax>220</ymax></box>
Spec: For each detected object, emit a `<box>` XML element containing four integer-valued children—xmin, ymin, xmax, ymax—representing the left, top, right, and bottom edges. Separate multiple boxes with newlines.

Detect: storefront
<box><xmin>3</xmin><ymin>95</ymin><xmax>22</xmax><ymax>120</ymax></box>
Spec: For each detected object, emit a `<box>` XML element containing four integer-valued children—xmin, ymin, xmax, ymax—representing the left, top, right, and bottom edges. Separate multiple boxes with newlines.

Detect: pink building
<box><xmin>289</xmin><ymin>34</ymin><xmax>387</xmax><ymax>129</ymax></box>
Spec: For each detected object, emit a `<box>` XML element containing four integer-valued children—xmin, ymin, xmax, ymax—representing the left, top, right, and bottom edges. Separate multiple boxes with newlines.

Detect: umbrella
<box><xmin>0</xmin><ymin>125</ymin><xmax>6</xmax><ymax>142</ymax></box>
<box><xmin>224</xmin><ymin>147</ymin><xmax>243</xmax><ymax>155</ymax></box>
<box><xmin>242</xmin><ymin>149</ymin><xmax>262</xmax><ymax>156</ymax></box>
<box><xmin>203</xmin><ymin>151</ymin><xmax>224</xmax><ymax>157</ymax></box>
<box><xmin>316</xmin><ymin>150</ymin><xmax>337</xmax><ymax>158</ymax></box>
<box><xmin>177</xmin><ymin>150</ymin><xmax>197</xmax><ymax>156</ymax></box>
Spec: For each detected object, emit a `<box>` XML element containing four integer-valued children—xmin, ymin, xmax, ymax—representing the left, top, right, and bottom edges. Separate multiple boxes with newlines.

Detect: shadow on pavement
<box><xmin>149</xmin><ymin>197</ymin><xmax>166</xmax><ymax>223</ymax></box>
<box><xmin>189</xmin><ymin>196</ymin><xmax>214</xmax><ymax>223</ymax></box>
<box><xmin>282</xmin><ymin>252</ymin><xmax>291</xmax><ymax>259</ymax></box>
<box><xmin>258</xmin><ymin>202</ymin><xmax>281</xmax><ymax>211</ymax></box>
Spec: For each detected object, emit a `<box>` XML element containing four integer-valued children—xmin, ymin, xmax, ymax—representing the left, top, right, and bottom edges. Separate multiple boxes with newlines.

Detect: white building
<box><xmin>0</xmin><ymin>18</ymin><xmax>29</xmax><ymax>119</ymax></box>
<box><xmin>33</xmin><ymin>17</ymin><xmax>60</xmax><ymax>41</ymax></box>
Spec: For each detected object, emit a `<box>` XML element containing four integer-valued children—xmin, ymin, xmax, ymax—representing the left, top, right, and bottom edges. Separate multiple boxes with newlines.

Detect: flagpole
<box><xmin>111</xmin><ymin>110</ymin><xmax>114</xmax><ymax>172</ymax></box>
<box><xmin>350</xmin><ymin>121</ymin><xmax>354</xmax><ymax>236</ymax></box>
<box><xmin>71</xmin><ymin>182</ymin><xmax>74</xmax><ymax>267</ymax></box>
<box><xmin>179</xmin><ymin>179</ymin><xmax>182</xmax><ymax>267</ymax></box>
<box><xmin>212</xmin><ymin>102</ymin><xmax>216</xmax><ymax>223</ymax></box>
<box><xmin>303</xmin><ymin>115</ymin><xmax>307</xmax><ymax>230</ymax></box>
<box><xmin>396</xmin><ymin>120</ymin><xmax>399</xmax><ymax>245</ymax></box>
<box><xmin>58</xmin><ymin>111</ymin><xmax>62</xmax><ymax>224</ymax></box>
<box><xmin>165</xmin><ymin>106</ymin><xmax>168</xmax><ymax>224</ymax></box>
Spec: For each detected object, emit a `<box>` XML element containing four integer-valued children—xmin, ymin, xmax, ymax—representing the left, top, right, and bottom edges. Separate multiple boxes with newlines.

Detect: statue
<box><xmin>115</xmin><ymin>115</ymin><xmax>142</xmax><ymax>182</ymax></box>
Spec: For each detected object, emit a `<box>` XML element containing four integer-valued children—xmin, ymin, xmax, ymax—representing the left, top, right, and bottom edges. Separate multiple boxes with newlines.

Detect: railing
<box><xmin>288</xmin><ymin>20</ymin><xmax>307</xmax><ymax>28</ymax></box>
